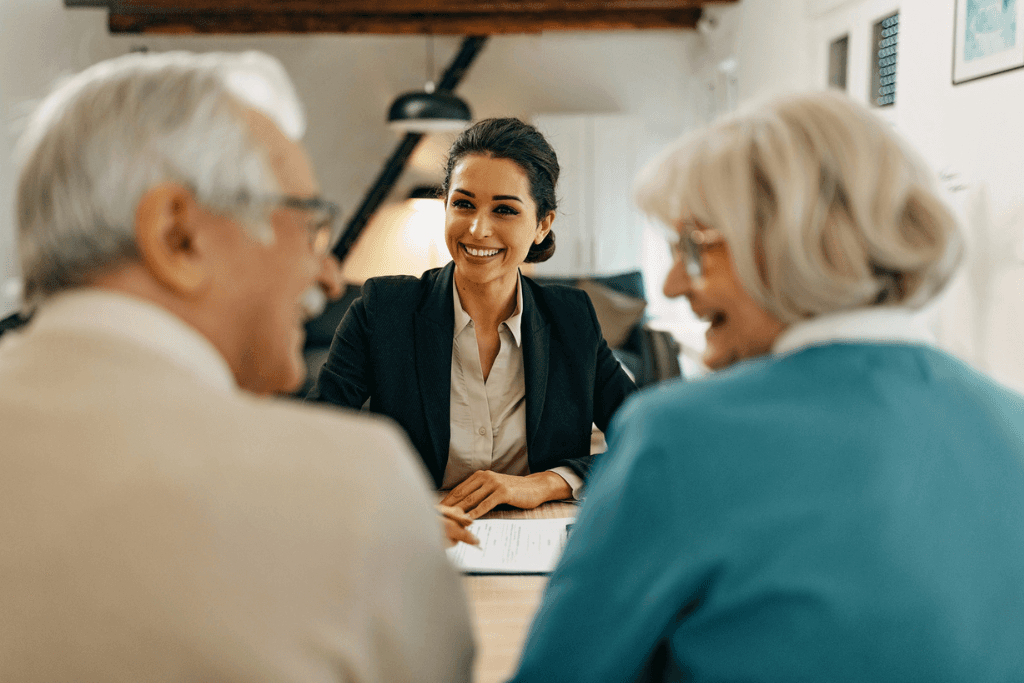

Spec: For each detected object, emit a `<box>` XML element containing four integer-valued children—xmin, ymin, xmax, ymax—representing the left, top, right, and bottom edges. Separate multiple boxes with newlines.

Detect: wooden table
<box><xmin>462</xmin><ymin>500</ymin><xmax>578</xmax><ymax>683</ymax></box>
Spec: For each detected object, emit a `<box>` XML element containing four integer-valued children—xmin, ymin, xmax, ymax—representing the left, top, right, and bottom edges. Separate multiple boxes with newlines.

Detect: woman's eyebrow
<box><xmin>452</xmin><ymin>188</ymin><xmax>522</xmax><ymax>202</ymax></box>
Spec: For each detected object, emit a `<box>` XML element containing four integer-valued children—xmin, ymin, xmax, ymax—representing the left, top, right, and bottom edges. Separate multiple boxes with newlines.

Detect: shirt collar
<box><xmin>29</xmin><ymin>288</ymin><xmax>237</xmax><ymax>393</ymax></box>
<box><xmin>452</xmin><ymin>271</ymin><xmax>524</xmax><ymax>346</ymax></box>
<box><xmin>772</xmin><ymin>307</ymin><xmax>935</xmax><ymax>356</ymax></box>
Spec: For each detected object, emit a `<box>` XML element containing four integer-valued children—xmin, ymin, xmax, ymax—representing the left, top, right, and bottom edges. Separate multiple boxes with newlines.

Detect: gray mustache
<box><xmin>300</xmin><ymin>286</ymin><xmax>327</xmax><ymax>321</ymax></box>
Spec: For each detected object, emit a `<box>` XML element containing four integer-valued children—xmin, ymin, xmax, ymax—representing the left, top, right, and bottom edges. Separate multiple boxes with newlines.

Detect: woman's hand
<box><xmin>440</xmin><ymin>471</ymin><xmax>572</xmax><ymax>519</ymax></box>
<box><xmin>438</xmin><ymin>505</ymin><xmax>479</xmax><ymax>547</ymax></box>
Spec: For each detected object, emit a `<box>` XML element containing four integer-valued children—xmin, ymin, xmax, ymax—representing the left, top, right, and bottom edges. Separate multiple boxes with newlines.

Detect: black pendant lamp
<box><xmin>388</xmin><ymin>36</ymin><xmax>472</xmax><ymax>133</ymax></box>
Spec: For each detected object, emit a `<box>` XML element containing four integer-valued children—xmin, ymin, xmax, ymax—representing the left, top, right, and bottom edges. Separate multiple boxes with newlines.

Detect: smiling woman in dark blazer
<box><xmin>308</xmin><ymin>118</ymin><xmax>636</xmax><ymax>518</ymax></box>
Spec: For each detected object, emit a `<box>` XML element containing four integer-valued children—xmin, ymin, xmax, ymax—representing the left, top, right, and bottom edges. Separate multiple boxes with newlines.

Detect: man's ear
<box><xmin>134</xmin><ymin>183</ymin><xmax>211</xmax><ymax>297</ymax></box>
<box><xmin>535</xmin><ymin>210</ymin><xmax>555</xmax><ymax>244</ymax></box>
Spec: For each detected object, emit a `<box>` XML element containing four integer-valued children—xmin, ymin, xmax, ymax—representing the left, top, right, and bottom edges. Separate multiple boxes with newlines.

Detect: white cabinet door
<box><xmin>530</xmin><ymin>114</ymin><xmax>643</xmax><ymax>277</ymax></box>
<box><xmin>591</xmin><ymin>115</ymin><xmax>644</xmax><ymax>274</ymax></box>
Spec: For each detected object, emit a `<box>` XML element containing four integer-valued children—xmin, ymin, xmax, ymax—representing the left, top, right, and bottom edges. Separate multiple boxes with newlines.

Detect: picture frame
<box><xmin>953</xmin><ymin>0</ymin><xmax>1024</xmax><ymax>84</ymax></box>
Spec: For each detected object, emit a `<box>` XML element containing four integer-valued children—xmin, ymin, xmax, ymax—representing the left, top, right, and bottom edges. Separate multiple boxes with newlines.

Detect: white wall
<box><xmin>734</xmin><ymin>0</ymin><xmax>815</xmax><ymax>100</ymax></box>
<box><xmin>0</xmin><ymin>1</ymin><xmax>709</xmax><ymax>316</ymax></box>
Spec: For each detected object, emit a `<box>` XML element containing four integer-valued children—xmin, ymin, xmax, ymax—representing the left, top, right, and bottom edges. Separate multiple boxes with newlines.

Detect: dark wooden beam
<box><xmin>112</xmin><ymin>0</ymin><xmax>719</xmax><ymax>12</ymax></box>
<box><xmin>330</xmin><ymin>35</ymin><xmax>488</xmax><ymax>263</ymax></box>
<box><xmin>91</xmin><ymin>0</ymin><xmax>738</xmax><ymax>34</ymax></box>
<box><xmin>108</xmin><ymin>8</ymin><xmax>705</xmax><ymax>34</ymax></box>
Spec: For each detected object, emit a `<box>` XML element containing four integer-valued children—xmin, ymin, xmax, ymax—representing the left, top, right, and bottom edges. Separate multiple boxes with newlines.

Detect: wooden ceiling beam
<box><xmin>107</xmin><ymin>8</ymin><xmax>706</xmax><ymax>34</ymax></box>
<box><xmin>110</xmin><ymin>1</ymin><xmax>720</xmax><ymax>12</ymax></box>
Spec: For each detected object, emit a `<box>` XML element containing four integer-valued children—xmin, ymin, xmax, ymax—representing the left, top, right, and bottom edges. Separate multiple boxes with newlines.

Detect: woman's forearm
<box><xmin>526</xmin><ymin>470</ymin><xmax>572</xmax><ymax>503</ymax></box>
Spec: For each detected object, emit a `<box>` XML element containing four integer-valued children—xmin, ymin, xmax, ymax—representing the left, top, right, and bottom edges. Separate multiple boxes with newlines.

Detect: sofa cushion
<box><xmin>576</xmin><ymin>278</ymin><xmax>647</xmax><ymax>349</ymax></box>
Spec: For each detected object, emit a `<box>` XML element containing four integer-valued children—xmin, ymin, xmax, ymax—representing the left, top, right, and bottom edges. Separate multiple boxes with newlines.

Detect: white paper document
<box><xmin>447</xmin><ymin>517</ymin><xmax>575</xmax><ymax>575</ymax></box>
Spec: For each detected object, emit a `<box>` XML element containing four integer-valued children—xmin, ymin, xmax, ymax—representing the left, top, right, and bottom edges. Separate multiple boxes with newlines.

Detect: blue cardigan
<box><xmin>512</xmin><ymin>342</ymin><xmax>1024</xmax><ymax>682</ymax></box>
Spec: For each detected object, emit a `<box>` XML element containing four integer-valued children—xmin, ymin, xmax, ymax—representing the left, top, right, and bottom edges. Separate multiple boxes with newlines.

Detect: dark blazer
<box><xmin>307</xmin><ymin>262</ymin><xmax>637</xmax><ymax>487</ymax></box>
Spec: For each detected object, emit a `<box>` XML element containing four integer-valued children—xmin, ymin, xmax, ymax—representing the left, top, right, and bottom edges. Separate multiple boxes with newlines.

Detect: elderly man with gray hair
<box><xmin>0</xmin><ymin>51</ymin><xmax>473</xmax><ymax>682</ymax></box>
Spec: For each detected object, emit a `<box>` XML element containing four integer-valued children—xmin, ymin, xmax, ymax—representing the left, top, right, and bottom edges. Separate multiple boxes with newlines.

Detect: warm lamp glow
<box><xmin>342</xmin><ymin>197</ymin><xmax>451</xmax><ymax>284</ymax></box>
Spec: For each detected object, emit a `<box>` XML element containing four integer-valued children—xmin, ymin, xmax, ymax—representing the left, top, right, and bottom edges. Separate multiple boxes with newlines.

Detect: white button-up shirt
<box><xmin>441</xmin><ymin>273</ymin><xmax>582</xmax><ymax>496</ymax></box>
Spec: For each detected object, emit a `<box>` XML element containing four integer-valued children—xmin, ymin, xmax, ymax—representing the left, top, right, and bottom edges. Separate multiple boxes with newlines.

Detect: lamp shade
<box><xmin>341</xmin><ymin>195</ymin><xmax>450</xmax><ymax>284</ymax></box>
<box><xmin>387</xmin><ymin>90</ymin><xmax>472</xmax><ymax>132</ymax></box>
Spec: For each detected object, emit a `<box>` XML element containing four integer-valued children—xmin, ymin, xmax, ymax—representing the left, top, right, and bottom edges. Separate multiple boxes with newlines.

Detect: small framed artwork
<box><xmin>828</xmin><ymin>34</ymin><xmax>850</xmax><ymax>91</ymax></box>
<box><xmin>953</xmin><ymin>0</ymin><xmax>1024</xmax><ymax>84</ymax></box>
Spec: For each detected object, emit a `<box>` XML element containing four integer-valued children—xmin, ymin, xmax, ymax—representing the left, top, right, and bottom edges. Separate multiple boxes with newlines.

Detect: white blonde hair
<box><xmin>16</xmin><ymin>50</ymin><xmax>305</xmax><ymax>306</ymax></box>
<box><xmin>634</xmin><ymin>92</ymin><xmax>963</xmax><ymax>324</ymax></box>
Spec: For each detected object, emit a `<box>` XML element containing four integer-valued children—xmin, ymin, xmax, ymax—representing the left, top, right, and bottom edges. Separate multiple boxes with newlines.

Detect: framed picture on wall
<box><xmin>953</xmin><ymin>0</ymin><xmax>1024</xmax><ymax>84</ymax></box>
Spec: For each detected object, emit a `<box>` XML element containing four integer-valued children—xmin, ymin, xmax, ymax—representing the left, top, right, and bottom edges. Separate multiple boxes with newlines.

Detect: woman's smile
<box><xmin>460</xmin><ymin>243</ymin><xmax>505</xmax><ymax>259</ymax></box>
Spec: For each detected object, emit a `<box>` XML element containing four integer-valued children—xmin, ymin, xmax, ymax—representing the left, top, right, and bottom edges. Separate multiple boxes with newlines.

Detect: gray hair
<box><xmin>16</xmin><ymin>50</ymin><xmax>306</xmax><ymax>306</ymax></box>
<box><xmin>634</xmin><ymin>92</ymin><xmax>963</xmax><ymax>324</ymax></box>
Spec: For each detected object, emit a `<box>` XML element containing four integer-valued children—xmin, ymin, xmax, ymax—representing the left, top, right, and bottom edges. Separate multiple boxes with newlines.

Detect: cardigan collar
<box><xmin>773</xmin><ymin>307</ymin><xmax>935</xmax><ymax>357</ymax></box>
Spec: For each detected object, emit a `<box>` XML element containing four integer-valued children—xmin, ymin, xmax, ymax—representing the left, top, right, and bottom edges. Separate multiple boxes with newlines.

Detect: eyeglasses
<box><xmin>667</xmin><ymin>222</ymin><xmax>724</xmax><ymax>278</ymax></box>
<box><xmin>273</xmin><ymin>195</ymin><xmax>342</xmax><ymax>256</ymax></box>
<box><xmin>228</xmin><ymin>193</ymin><xmax>341</xmax><ymax>256</ymax></box>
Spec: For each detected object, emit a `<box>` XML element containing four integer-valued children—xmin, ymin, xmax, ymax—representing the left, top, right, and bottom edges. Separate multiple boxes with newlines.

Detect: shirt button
<box><xmin>478</xmin><ymin>427</ymin><xmax>487</xmax><ymax>436</ymax></box>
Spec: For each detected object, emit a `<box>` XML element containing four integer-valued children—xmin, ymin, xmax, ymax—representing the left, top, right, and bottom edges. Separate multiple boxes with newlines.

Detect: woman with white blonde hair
<box><xmin>510</xmin><ymin>92</ymin><xmax>1024</xmax><ymax>683</ymax></box>
<box><xmin>646</xmin><ymin>90</ymin><xmax>962</xmax><ymax>369</ymax></box>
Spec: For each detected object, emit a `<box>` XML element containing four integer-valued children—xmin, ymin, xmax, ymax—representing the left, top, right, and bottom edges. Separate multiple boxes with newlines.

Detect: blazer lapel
<box><xmin>521</xmin><ymin>280</ymin><xmax>550</xmax><ymax>456</ymax></box>
<box><xmin>415</xmin><ymin>262</ymin><xmax>456</xmax><ymax>481</ymax></box>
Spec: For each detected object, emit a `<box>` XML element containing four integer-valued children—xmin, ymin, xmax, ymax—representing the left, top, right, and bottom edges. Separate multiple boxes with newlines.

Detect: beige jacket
<box><xmin>0</xmin><ymin>290</ymin><xmax>473</xmax><ymax>683</ymax></box>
